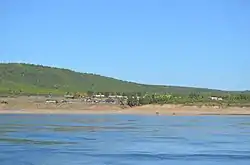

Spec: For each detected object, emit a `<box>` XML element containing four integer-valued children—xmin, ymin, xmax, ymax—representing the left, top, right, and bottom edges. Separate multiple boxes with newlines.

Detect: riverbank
<box><xmin>1</xmin><ymin>104</ymin><xmax>250</xmax><ymax>116</ymax></box>
<box><xmin>1</xmin><ymin>96</ymin><xmax>250</xmax><ymax>115</ymax></box>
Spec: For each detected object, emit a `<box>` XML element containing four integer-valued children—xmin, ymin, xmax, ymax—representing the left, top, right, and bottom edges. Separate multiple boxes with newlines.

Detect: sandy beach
<box><xmin>1</xmin><ymin>97</ymin><xmax>250</xmax><ymax>115</ymax></box>
<box><xmin>1</xmin><ymin>107</ymin><xmax>250</xmax><ymax>116</ymax></box>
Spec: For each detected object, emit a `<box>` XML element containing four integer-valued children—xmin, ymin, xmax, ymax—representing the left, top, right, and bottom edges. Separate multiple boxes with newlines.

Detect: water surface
<box><xmin>0</xmin><ymin>114</ymin><xmax>250</xmax><ymax>165</ymax></box>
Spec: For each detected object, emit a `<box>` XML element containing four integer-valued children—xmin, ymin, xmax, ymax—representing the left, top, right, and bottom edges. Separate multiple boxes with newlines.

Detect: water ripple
<box><xmin>0</xmin><ymin>114</ymin><xmax>250</xmax><ymax>165</ymax></box>
<box><xmin>0</xmin><ymin>137</ymin><xmax>77</xmax><ymax>145</ymax></box>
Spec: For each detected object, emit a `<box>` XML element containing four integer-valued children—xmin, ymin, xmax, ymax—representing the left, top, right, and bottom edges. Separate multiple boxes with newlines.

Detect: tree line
<box><xmin>126</xmin><ymin>92</ymin><xmax>250</xmax><ymax>107</ymax></box>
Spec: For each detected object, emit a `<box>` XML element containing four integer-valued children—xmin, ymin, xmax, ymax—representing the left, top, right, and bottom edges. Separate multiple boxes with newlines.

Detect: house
<box><xmin>209</xmin><ymin>96</ymin><xmax>223</xmax><ymax>101</ymax></box>
<box><xmin>94</xmin><ymin>94</ymin><xmax>105</xmax><ymax>98</ymax></box>
<box><xmin>109</xmin><ymin>95</ymin><xmax>128</xmax><ymax>99</ymax></box>
<box><xmin>64</xmin><ymin>95</ymin><xmax>75</xmax><ymax>99</ymax></box>
<box><xmin>217</xmin><ymin>97</ymin><xmax>223</xmax><ymax>101</ymax></box>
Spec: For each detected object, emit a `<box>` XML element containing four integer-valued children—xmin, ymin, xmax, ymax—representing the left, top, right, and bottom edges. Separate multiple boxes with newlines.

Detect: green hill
<box><xmin>0</xmin><ymin>63</ymin><xmax>231</xmax><ymax>95</ymax></box>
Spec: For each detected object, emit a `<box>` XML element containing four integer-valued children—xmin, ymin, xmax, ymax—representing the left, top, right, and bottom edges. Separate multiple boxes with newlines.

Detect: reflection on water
<box><xmin>0</xmin><ymin>137</ymin><xmax>76</xmax><ymax>145</ymax></box>
<box><xmin>51</xmin><ymin>125</ymin><xmax>139</xmax><ymax>132</ymax></box>
<box><xmin>0</xmin><ymin>114</ymin><xmax>250</xmax><ymax>165</ymax></box>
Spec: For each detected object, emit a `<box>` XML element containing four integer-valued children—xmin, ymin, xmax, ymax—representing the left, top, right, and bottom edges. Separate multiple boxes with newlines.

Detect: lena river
<box><xmin>0</xmin><ymin>114</ymin><xmax>250</xmax><ymax>165</ymax></box>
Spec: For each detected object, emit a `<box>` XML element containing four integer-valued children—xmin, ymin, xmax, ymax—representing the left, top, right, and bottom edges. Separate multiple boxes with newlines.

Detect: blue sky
<box><xmin>1</xmin><ymin>0</ymin><xmax>249</xmax><ymax>90</ymax></box>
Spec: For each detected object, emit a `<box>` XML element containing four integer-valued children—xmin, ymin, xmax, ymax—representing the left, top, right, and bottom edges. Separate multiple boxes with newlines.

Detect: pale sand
<box><xmin>0</xmin><ymin>104</ymin><xmax>250</xmax><ymax>116</ymax></box>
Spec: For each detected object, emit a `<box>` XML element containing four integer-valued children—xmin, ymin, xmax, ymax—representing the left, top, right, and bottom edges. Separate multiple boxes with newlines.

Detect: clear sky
<box><xmin>1</xmin><ymin>0</ymin><xmax>249</xmax><ymax>90</ymax></box>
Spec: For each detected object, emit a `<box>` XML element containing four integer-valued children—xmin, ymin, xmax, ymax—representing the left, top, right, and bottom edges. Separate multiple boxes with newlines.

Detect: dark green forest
<box><xmin>0</xmin><ymin>63</ymin><xmax>248</xmax><ymax>97</ymax></box>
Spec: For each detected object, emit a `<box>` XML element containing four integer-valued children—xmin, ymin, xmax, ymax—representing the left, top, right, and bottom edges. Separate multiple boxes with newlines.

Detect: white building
<box><xmin>209</xmin><ymin>96</ymin><xmax>223</xmax><ymax>101</ymax></box>
<box><xmin>94</xmin><ymin>94</ymin><xmax>105</xmax><ymax>98</ymax></box>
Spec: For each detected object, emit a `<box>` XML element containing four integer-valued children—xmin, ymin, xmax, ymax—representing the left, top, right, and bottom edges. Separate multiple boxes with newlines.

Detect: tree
<box><xmin>87</xmin><ymin>90</ymin><xmax>94</xmax><ymax>97</ymax></box>
<box><xmin>104</xmin><ymin>92</ymin><xmax>110</xmax><ymax>97</ymax></box>
<box><xmin>136</xmin><ymin>92</ymin><xmax>143</xmax><ymax>97</ymax></box>
<box><xmin>139</xmin><ymin>96</ymin><xmax>151</xmax><ymax>105</ymax></box>
<box><xmin>127</xmin><ymin>96</ymin><xmax>139</xmax><ymax>107</ymax></box>
<box><xmin>188</xmin><ymin>92</ymin><xmax>201</xmax><ymax>100</ymax></box>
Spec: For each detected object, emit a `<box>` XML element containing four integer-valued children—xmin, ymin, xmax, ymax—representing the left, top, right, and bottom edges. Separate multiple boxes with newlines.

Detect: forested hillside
<box><xmin>0</xmin><ymin>63</ymin><xmax>236</xmax><ymax>95</ymax></box>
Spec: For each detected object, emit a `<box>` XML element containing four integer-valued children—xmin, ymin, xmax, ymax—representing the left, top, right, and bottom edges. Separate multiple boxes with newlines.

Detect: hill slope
<box><xmin>0</xmin><ymin>63</ymin><xmax>228</xmax><ymax>95</ymax></box>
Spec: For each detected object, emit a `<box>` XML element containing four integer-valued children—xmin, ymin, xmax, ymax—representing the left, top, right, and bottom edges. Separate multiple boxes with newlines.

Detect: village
<box><xmin>44</xmin><ymin>92</ymin><xmax>225</xmax><ymax>106</ymax></box>
<box><xmin>45</xmin><ymin>93</ymin><xmax>129</xmax><ymax>105</ymax></box>
<box><xmin>2</xmin><ymin>91</ymin><xmax>241</xmax><ymax>110</ymax></box>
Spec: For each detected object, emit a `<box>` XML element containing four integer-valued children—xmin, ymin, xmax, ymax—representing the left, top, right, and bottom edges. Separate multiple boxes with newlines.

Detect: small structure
<box><xmin>109</xmin><ymin>95</ymin><xmax>128</xmax><ymax>99</ymax></box>
<box><xmin>60</xmin><ymin>99</ymin><xmax>67</xmax><ymax>103</ymax></box>
<box><xmin>105</xmin><ymin>98</ymin><xmax>115</xmax><ymax>104</ymax></box>
<box><xmin>94</xmin><ymin>94</ymin><xmax>105</xmax><ymax>98</ymax></box>
<box><xmin>209</xmin><ymin>96</ymin><xmax>223</xmax><ymax>101</ymax></box>
<box><xmin>64</xmin><ymin>95</ymin><xmax>75</xmax><ymax>99</ymax></box>
<box><xmin>45</xmin><ymin>99</ymin><xmax>58</xmax><ymax>104</ymax></box>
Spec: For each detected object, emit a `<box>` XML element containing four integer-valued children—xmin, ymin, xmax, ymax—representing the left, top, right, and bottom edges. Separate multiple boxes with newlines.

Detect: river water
<box><xmin>0</xmin><ymin>114</ymin><xmax>250</xmax><ymax>165</ymax></box>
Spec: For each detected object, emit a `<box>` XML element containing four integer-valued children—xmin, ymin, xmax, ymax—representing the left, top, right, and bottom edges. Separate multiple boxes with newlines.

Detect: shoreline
<box><xmin>1</xmin><ymin>105</ymin><xmax>250</xmax><ymax>116</ymax></box>
<box><xmin>1</xmin><ymin>97</ymin><xmax>250</xmax><ymax>116</ymax></box>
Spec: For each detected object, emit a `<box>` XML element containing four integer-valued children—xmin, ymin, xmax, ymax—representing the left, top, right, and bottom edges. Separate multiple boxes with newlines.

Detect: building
<box><xmin>64</xmin><ymin>95</ymin><xmax>75</xmax><ymax>99</ymax></box>
<box><xmin>209</xmin><ymin>96</ymin><xmax>223</xmax><ymax>101</ymax></box>
<box><xmin>94</xmin><ymin>94</ymin><xmax>105</xmax><ymax>98</ymax></box>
